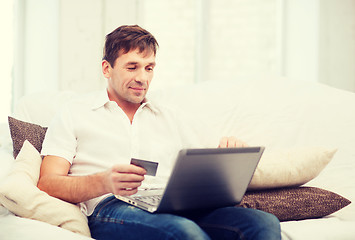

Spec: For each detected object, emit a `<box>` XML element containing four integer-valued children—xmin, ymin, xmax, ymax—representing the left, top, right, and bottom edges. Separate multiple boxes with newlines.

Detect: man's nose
<box><xmin>135</xmin><ymin>69</ymin><xmax>149</xmax><ymax>84</ymax></box>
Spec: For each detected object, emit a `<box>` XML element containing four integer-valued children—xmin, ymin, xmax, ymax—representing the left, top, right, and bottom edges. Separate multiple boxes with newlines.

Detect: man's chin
<box><xmin>127</xmin><ymin>96</ymin><xmax>146</xmax><ymax>105</ymax></box>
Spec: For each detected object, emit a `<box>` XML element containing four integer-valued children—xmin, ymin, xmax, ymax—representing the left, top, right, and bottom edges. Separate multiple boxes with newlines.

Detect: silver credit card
<box><xmin>130</xmin><ymin>158</ymin><xmax>158</xmax><ymax>176</ymax></box>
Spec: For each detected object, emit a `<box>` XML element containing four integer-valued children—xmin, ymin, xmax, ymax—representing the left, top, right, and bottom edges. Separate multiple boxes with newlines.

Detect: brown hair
<box><xmin>103</xmin><ymin>25</ymin><xmax>159</xmax><ymax>67</ymax></box>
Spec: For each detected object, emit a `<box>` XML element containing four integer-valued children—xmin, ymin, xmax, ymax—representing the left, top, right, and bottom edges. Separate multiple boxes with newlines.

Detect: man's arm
<box><xmin>37</xmin><ymin>155</ymin><xmax>146</xmax><ymax>204</ymax></box>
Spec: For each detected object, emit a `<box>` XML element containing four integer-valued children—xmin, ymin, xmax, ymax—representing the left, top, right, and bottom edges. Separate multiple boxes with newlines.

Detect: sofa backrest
<box><xmin>153</xmin><ymin>79</ymin><xmax>354</xmax><ymax>147</ymax></box>
<box><xmin>12</xmin><ymin>79</ymin><xmax>355</xmax><ymax>172</ymax></box>
<box><xmin>13</xmin><ymin>91</ymin><xmax>76</xmax><ymax>127</ymax></box>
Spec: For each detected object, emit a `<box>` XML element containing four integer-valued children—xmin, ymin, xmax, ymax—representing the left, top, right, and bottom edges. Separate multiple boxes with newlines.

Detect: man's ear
<box><xmin>102</xmin><ymin>60</ymin><xmax>112</xmax><ymax>78</ymax></box>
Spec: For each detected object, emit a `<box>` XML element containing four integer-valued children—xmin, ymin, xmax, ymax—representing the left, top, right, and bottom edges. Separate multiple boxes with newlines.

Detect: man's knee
<box><xmin>197</xmin><ymin>207</ymin><xmax>281</xmax><ymax>240</ymax></box>
<box><xmin>158</xmin><ymin>214</ymin><xmax>210</xmax><ymax>240</ymax></box>
<box><xmin>241</xmin><ymin>208</ymin><xmax>281</xmax><ymax>240</ymax></box>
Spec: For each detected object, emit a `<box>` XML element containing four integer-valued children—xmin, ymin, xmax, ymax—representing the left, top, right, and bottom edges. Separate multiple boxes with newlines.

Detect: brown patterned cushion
<box><xmin>8</xmin><ymin>116</ymin><xmax>47</xmax><ymax>158</ymax></box>
<box><xmin>237</xmin><ymin>187</ymin><xmax>351</xmax><ymax>221</ymax></box>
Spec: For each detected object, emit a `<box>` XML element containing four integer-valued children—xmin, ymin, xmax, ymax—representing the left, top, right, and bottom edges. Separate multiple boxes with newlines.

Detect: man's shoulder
<box><xmin>147</xmin><ymin>97</ymin><xmax>176</xmax><ymax>115</ymax></box>
<box><xmin>55</xmin><ymin>90</ymin><xmax>107</xmax><ymax>120</ymax></box>
<box><xmin>146</xmin><ymin>97</ymin><xmax>191</xmax><ymax>128</ymax></box>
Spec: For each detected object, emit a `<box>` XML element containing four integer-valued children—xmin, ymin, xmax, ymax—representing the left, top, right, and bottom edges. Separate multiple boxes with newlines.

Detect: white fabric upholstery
<box><xmin>1</xmin><ymin>78</ymin><xmax>354</xmax><ymax>239</ymax></box>
<box><xmin>13</xmin><ymin>91</ymin><xmax>77</xmax><ymax>127</ymax></box>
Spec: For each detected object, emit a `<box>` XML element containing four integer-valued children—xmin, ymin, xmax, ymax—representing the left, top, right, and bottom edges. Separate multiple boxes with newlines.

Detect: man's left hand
<box><xmin>218</xmin><ymin>136</ymin><xmax>248</xmax><ymax>148</ymax></box>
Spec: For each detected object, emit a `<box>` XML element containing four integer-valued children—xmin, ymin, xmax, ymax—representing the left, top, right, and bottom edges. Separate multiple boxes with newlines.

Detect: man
<box><xmin>38</xmin><ymin>25</ymin><xmax>281</xmax><ymax>239</ymax></box>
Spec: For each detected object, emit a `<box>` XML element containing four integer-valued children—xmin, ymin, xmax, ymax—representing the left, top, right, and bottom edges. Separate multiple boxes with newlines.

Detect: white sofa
<box><xmin>0</xmin><ymin>78</ymin><xmax>354</xmax><ymax>239</ymax></box>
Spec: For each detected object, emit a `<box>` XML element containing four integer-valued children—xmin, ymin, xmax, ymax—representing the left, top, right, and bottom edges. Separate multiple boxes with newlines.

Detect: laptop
<box><xmin>115</xmin><ymin>146</ymin><xmax>264</xmax><ymax>213</ymax></box>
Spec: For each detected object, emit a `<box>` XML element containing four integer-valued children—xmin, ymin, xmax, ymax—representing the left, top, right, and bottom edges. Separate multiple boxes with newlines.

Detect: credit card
<box><xmin>130</xmin><ymin>158</ymin><xmax>158</xmax><ymax>176</ymax></box>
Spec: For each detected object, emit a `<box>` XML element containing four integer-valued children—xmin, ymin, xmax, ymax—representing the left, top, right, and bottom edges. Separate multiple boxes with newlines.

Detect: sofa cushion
<box><xmin>0</xmin><ymin>140</ymin><xmax>91</xmax><ymax>237</ymax></box>
<box><xmin>238</xmin><ymin>187</ymin><xmax>351</xmax><ymax>221</ymax></box>
<box><xmin>8</xmin><ymin>116</ymin><xmax>47</xmax><ymax>158</ymax></box>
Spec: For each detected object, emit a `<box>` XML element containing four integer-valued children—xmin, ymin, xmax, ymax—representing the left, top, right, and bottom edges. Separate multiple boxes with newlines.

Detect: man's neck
<box><xmin>107</xmin><ymin>89</ymin><xmax>141</xmax><ymax>123</ymax></box>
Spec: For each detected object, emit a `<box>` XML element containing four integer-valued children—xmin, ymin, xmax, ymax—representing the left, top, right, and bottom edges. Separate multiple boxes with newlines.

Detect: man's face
<box><xmin>103</xmin><ymin>48</ymin><xmax>156</xmax><ymax>106</ymax></box>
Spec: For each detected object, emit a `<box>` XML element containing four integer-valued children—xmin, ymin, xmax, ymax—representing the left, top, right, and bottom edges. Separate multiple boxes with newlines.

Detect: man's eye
<box><xmin>127</xmin><ymin>67</ymin><xmax>136</xmax><ymax>70</ymax></box>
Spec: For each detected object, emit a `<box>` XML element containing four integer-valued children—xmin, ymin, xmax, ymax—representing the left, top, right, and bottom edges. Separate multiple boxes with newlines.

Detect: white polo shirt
<box><xmin>41</xmin><ymin>89</ymin><xmax>202</xmax><ymax>216</ymax></box>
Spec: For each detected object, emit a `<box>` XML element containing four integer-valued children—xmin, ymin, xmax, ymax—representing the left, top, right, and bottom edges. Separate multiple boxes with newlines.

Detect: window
<box><xmin>139</xmin><ymin>0</ymin><xmax>198</xmax><ymax>89</ymax></box>
<box><xmin>207</xmin><ymin>0</ymin><xmax>278</xmax><ymax>81</ymax></box>
<box><xmin>0</xmin><ymin>0</ymin><xmax>14</xmax><ymax>123</ymax></box>
<box><xmin>138</xmin><ymin>0</ymin><xmax>279</xmax><ymax>90</ymax></box>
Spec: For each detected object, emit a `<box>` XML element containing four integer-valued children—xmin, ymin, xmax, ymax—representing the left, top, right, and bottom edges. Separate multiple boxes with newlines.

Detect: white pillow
<box><xmin>248</xmin><ymin>147</ymin><xmax>337</xmax><ymax>190</ymax></box>
<box><xmin>0</xmin><ymin>140</ymin><xmax>91</xmax><ymax>237</ymax></box>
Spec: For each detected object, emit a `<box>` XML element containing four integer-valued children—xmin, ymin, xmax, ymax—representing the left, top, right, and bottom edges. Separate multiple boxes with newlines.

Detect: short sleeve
<box><xmin>41</xmin><ymin>104</ymin><xmax>77</xmax><ymax>164</ymax></box>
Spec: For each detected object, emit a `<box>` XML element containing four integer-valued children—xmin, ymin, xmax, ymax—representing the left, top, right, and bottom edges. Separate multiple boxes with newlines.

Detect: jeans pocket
<box><xmin>91</xmin><ymin>196</ymin><xmax>117</xmax><ymax>218</ymax></box>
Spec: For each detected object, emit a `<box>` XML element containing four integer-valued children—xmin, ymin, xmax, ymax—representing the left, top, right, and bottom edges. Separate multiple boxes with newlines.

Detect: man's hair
<box><xmin>103</xmin><ymin>25</ymin><xmax>159</xmax><ymax>67</ymax></box>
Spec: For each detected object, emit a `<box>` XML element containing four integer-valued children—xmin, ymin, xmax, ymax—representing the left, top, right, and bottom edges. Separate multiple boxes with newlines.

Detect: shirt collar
<box><xmin>91</xmin><ymin>89</ymin><xmax>160</xmax><ymax>114</ymax></box>
<box><xmin>91</xmin><ymin>90</ymin><xmax>110</xmax><ymax>110</ymax></box>
<box><xmin>140</xmin><ymin>100</ymin><xmax>160</xmax><ymax>114</ymax></box>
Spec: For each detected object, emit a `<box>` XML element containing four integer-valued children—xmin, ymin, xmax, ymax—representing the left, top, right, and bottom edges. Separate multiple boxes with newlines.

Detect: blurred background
<box><xmin>1</xmin><ymin>0</ymin><xmax>354</xmax><ymax>123</ymax></box>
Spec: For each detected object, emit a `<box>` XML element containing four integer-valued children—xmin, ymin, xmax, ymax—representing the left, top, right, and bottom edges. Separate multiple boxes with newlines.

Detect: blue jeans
<box><xmin>88</xmin><ymin>196</ymin><xmax>281</xmax><ymax>240</ymax></box>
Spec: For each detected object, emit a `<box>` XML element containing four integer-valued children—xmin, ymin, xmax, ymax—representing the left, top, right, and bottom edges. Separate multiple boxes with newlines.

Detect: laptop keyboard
<box><xmin>134</xmin><ymin>195</ymin><xmax>162</xmax><ymax>206</ymax></box>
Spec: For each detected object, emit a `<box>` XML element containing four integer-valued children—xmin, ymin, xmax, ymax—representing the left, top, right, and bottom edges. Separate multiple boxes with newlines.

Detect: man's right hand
<box><xmin>104</xmin><ymin>164</ymin><xmax>147</xmax><ymax>196</ymax></box>
<box><xmin>38</xmin><ymin>155</ymin><xmax>147</xmax><ymax>204</ymax></box>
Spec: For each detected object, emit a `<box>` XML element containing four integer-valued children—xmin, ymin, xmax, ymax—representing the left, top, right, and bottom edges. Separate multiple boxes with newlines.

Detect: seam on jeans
<box><xmin>199</xmin><ymin>223</ymin><xmax>246</xmax><ymax>240</ymax></box>
<box><xmin>94</xmin><ymin>196</ymin><xmax>116</xmax><ymax>217</ymax></box>
<box><xmin>92</xmin><ymin>217</ymin><xmax>181</xmax><ymax>240</ymax></box>
<box><xmin>91</xmin><ymin>217</ymin><xmax>125</xmax><ymax>224</ymax></box>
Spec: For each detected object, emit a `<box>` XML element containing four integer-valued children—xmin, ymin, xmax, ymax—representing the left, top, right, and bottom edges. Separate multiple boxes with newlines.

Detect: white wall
<box><xmin>12</xmin><ymin>0</ymin><xmax>355</xmax><ymax>107</ymax></box>
<box><xmin>319</xmin><ymin>0</ymin><xmax>355</xmax><ymax>92</ymax></box>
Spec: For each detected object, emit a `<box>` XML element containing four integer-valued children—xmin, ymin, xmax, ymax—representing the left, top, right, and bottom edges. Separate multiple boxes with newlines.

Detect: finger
<box><xmin>111</xmin><ymin>172</ymin><xmax>145</xmax><ymax>182</ymax></box>
<box><xmin>219</xmin><ymin>136</ymin><xmax>238</xmax><ymax>148</ymax></box>
<box><xmin>226</xmin><ymin>136</ymin><xmax>237</xmax><ymax>148</ymax></box>
<box><xmin>236</xmin><ymin>140</ymin><xmax>249</xmax><ymax>148</ymax></box>
<box><xmin>112</xmin><ymin>164</ymin><xmax>147</xmax><ymax>175</ymax></box>
<box><xmin>114</xmin><ymin>181</ymin><xmax>142</xmax><ymax>190</ymax></box>
<box><xmin>115</xmin><ymin>187</ymin><xmax>139</xmax><ymax>196</ymax></box>
<box><xmin>219</xmin><ymin>136</ymin><xmax>249</xmax><ymax>148</ymax></box>
<box><xmin>109</xmin><ymin>173</ymin><xmax>144</xmax><ymax>195</ymax></box>
<box><xmin>218</xmin><ymin>137</ymin><xmax>228</xmax><ymax>148</ymax></box>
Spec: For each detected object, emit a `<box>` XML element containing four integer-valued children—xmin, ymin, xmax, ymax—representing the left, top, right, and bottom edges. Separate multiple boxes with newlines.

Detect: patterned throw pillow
<box><xmin>8</xmin><ymin>116</ymin><xmax>47</xmax><ymax>158</ymax></box>
<box><xmin>238</xmin><ymin>187</ymin><xmax>351</xmax><ymax>221</ymax></box>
